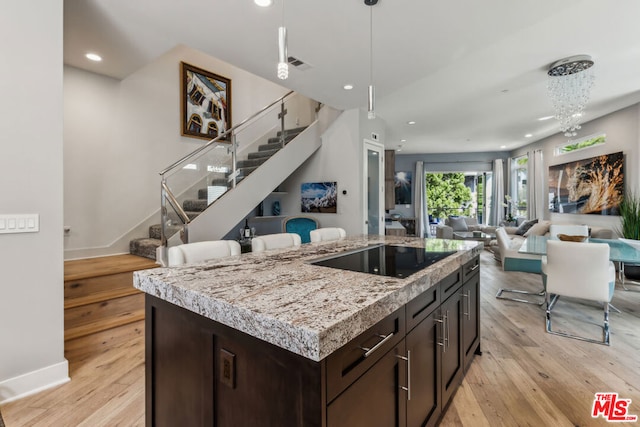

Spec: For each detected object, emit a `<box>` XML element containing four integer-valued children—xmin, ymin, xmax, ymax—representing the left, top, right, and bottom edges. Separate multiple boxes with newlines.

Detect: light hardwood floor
<box><xmin>2</xmin><ymin>250</ymin><xmax>640</xmax><ymax>426</ymax></box>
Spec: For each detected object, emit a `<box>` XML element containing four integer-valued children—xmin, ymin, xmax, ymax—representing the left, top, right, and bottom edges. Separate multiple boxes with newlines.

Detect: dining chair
<box><xmin>251</xmin><ymin>232</ymin><xmax>302</xmax><ymax>253</ymax></box>
<box><xmin>495</xmin><ymin>227</ymin><xmax>544</xmax><ymax>305</ymax></box>
<box><xmin>543</xmin><ymin>240</ymin><xmax>616</xmax><ymax>345</ymax></box>
<box><xmin>548</xmin><ymin>224</ymin><xmax>589</xmax><ymax>239</ymax></box>
<box><xmin>309</xmin><ymin>227</ymin><xmax>346</xmax><ymax>243</ymax></box>
<box><xmin>168</xmin><ymin>240</ymin><xmax>241</xmax><ymax>266</ymax></box>
<box><xmin>282</xmin><ymin>216</ymin><xmax>319</xmax><ymax>244</ymax></box>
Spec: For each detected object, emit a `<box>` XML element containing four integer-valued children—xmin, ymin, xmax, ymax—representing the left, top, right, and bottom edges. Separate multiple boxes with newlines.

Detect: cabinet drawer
<box><xmin>439</xmin><ymin>269</ymin><xmax>462</xmax><ymax>302</ymax></box>
<box><xmin>406</xmin><ymin>284</ymin><xmax>440</xmax><ymax>332</ymax></box>
<box><xmin>326</xmin><ymin>306</ymin><xmax>405</xmax><ymax>403</ymax></box>
<box><xmin>462</xmin><ymin>255</ymin><xmax>480</xmax><ymax>282</ymax></box>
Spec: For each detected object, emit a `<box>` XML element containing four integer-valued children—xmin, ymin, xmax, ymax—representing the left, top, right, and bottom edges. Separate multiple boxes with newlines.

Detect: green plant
<box><xmin>618</xmin><ymin>192</ymin><xmax>640</xmax><ymax>240</ymax></box>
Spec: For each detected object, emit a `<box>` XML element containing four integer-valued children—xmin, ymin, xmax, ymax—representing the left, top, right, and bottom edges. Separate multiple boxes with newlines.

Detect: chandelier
<box><xmin>547</xmin><ymin>55</ymin><xmax>595</xmax><ymax>137</ymax></box>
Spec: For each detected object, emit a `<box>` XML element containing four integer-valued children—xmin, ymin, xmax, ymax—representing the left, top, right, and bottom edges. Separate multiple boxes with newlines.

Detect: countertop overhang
<box><xmin>134</xmin><ymin>235</ymin><xmax>482</xmax><ymax>361</ymax></box>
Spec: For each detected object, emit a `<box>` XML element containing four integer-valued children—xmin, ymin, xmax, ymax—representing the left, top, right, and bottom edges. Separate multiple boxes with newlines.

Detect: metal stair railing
<box><xmin>159</xmin><ymin>90</ymin><xmax>316</xmax><ymax>251</ymax></box>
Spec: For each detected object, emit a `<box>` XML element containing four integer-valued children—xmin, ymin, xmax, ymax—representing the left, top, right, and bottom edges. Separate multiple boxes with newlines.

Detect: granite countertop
<box><xmin>134</xmin><ymin>235</ymin><xmax>482</xmax><ymax>361</ymax></box>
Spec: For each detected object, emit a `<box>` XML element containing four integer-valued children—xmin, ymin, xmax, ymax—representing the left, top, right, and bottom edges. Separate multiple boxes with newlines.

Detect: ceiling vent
<box><xmin>288</xmin><ymin>56</ymin><xmax>311</xmax><ymax>70</ymax></box>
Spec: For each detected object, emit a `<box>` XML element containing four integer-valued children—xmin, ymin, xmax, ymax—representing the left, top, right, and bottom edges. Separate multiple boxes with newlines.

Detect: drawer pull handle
<box><xmin>469</xmin><ymin>264</ymin><xmax>479</xmax><ymax>272</ymax></box>
<box><xmin>396</xmin><ymin>351</ymin><xmax>412</xmax><ymax>400</ymax></box>
<box><xmin>435</xmin><ymin>317</ymin><xmax>445</xmax><ymax>348</ymax></box>
<box><xmin>445</xmin><ymin>310</ymin><xmax>450</xmax><ymax>349</ymax></box>
<box><xmin>360</xmin><ymin>332</ymin><xmax>394</xmax><ymax>358</ymax></box>
<box><xmin>462</xmin><ymin>291</ymin><xmax>471</xmax><ymax>320</ymax></box>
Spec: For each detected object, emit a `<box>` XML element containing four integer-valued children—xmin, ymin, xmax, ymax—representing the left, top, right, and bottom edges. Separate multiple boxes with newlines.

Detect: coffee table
<box><xmin>453</xmin><ymin>231</ymin><xmax>495</xmax><ymax>245</ymax></box>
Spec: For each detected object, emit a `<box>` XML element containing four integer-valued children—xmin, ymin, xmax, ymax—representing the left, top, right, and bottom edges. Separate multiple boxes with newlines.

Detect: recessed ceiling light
<box><xmin>400</xmin><ymin>139</ymin><xmax>406</xmax><ymax>142</ymax></box>
<box><xmin>254</xmin><ymin>0</ymin><xmax>273</xmax><ymax>6</ymax></box>
<box><xmin>500</xmin><ymin>145</ymin><xmax>507</xmax><ymax>149</ymax></box>
<box><xmin>407</xmin><ymin>121</ymin><xmax>416</xmax><ymax>125</ymax></box>
<box><xmin>525</xmin><ymin>133</ymin><xmax>533</xmax><ymax>138</ymax></box>
<box><xmin>85</xmin><ymin>53</ymin><xmax>102</xmax><ymax>62</ymax></box>
<box><xmin>538</xmin><ymin>115</ymin><xmax>554</xmax><ymax>121</ymax></box>
<box><xmin>343</xmin><ymin>84</ymin><xmax>354</xmax><ymax>90</ymax></box>
<box><xmin>396</xmin><ymin>148</ymin><xmax>402</xmax><ymax>152</ymax></box>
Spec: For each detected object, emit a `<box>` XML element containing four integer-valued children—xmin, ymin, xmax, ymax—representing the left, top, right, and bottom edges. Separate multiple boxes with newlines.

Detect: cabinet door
<box><xmin>461</xmin><ymin>273</ymin><xmax>480</xmax><ymax>371</ymax></box>
<box><xmin>440</xmin><ymin>292</ymin><xmax>463</xmax><ymax>406</ymax></box>
<box><xmin>406</xmin><ymin>311</ymin><xmax>441</xmax><ymax>427</ymax></box>
<box><xmin>384</xmin><ymin>150</ymin><xmax>395</xmax><ymax>210</ymax></box>
<box><xmin>327</xmin><ymin>343</ymin><xmax>407</xmax><ymax>427</ymax></box>
<box><xmin>147</xmin><ymin>298</ymin><xmax>214</xmax><ymax>426</ymax></box>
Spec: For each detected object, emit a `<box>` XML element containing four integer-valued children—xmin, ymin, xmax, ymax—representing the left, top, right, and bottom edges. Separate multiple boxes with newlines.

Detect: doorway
<box><xmin>363</xmin><ymin>140</ymin><xmax>384</xmax><ymax>235</ymax></box>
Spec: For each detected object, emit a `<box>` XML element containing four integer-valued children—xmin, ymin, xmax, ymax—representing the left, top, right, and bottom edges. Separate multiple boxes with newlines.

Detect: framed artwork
<box><xmin>394</xmin><ymin>171</ymin><xmax>412</xmax><ymax>205</ymax></box>
<box><xmin>548</xmin><ymin>151</ymin><xmax>624</xmax><ymax>215</ymax></box>
<box><xmin>301</xmin><ymin>182</ymin><xmax>337</xmax><ymax>213</ymax></box>
<box><xmin>180</xmin><ymin>62</ymin><xmax>232</xmax><ymax>141</ymax></box>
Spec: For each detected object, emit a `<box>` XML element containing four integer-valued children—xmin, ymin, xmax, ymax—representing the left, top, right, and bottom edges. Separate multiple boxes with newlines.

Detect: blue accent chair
<box><xmin>283</xmin><ymin>216</ymin><xmax>319</xmax><ymax>244</ymax></box>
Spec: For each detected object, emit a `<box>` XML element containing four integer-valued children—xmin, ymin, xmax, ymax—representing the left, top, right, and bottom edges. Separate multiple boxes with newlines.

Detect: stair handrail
<box><xmin>159</xmin><ymin>90</ymin><xmax>295</xmax><ymax>177</ymax></box>
<box><xmin>158</xmin><ymin>90</ymin><xmax>296</xmax><ymax>250</ymax></box>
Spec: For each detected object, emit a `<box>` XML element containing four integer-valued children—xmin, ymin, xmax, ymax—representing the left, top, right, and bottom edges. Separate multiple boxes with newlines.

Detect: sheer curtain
<box><xmin>491</xmin><ymin>159</ymin><xmax>505</xmax><ymax>225</ymax></box>
<box><xmin>527</xmin><ymin>149</ymin><xmax>544</xmax><ymax>220</ymax></box>
<box><xmin>414</xmin><ymin>161</ymin><xmax>429</xmax><ymax>237</ymax></box>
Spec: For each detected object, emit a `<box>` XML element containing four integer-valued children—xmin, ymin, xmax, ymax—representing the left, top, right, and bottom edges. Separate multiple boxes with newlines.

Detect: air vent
<box><xmin>288</xmin><ymin>56</ymin><xmax>311</xmax><ymax>70</ymax></box>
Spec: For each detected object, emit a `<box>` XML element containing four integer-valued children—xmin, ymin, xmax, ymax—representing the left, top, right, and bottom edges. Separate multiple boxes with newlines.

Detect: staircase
<box><xmin>64</xmin><ymin>254</ymin><xmax>158</xmax><ymax>341</ymax></box>
<box><xmin>129</xmin><ymin>127</ymin><xmax>308</xmax><ymax>260</ymax></box>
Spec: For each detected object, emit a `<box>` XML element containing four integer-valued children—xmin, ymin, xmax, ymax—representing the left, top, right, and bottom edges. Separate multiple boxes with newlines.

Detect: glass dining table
<box><xmin>519</xmin><ymin>235</ymin><xmax>640</xmax><ymax>289</ymax></box>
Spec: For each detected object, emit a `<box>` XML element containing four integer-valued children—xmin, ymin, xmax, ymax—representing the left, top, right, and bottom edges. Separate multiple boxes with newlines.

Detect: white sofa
<box><xmin>491</xmin><ymin>220</ymin><xmax>614</xmax><ymax>272</ymax></box>
<box><xmin>435</xmin><ymin>217</ymin><xmax>498</xmax><ymax>239</ymax></box>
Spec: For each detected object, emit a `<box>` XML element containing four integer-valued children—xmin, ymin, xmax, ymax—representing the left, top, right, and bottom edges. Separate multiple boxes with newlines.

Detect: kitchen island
<box><xmin>134</xmin><ymin>235</ymin><xmax>482</xmax><ymax>427</ymax></box>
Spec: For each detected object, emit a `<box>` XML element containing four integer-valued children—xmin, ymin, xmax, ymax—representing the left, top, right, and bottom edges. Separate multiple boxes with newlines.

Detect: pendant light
<box><xmin>277</xmin><ymin>0</ymin><xmax>288</xmax><ymax>80</ymax></box>
<box><xmin>366</xmin><ymin>0</ymin><xmax>378</xmax><ymax>119</ymax></box>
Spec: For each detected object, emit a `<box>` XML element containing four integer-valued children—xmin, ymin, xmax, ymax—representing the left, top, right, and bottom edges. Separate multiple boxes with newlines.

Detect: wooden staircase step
<box><xmin>65</xmin><ymin>287</ymin><xmax>142</xmax><ymax>309</ymax></box>
<box><xmin>64</xmin><ymin>254</ymin><xmax>157</xmax><ymax>340</ymax></box>
<box><xmin>64</xmin><ymin>308</ymin><xmax>145</xmax><ymax>341</ymax></box>
<box><xmin>64</xmin><ymin>254</ymin><xmax>157</xmax><ymax>281</ymax></box>
<box><xmin>64</xmin><ymin>293</ymin><xmax>145</xmax><ymax>341</ymax></box>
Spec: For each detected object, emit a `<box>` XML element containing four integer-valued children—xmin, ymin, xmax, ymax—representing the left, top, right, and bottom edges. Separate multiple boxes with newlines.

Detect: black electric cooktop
<box><xmin>309</xmin><ymin>244</ymin><xmax>456</xmax><ymax>279</ymax></box>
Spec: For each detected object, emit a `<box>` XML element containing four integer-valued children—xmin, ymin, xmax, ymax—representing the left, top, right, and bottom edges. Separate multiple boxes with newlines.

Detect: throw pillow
<box><xmin>449</xmin><ymin>216</ymin><xmax>468</xmax><ymax>232</ymax></box>
<box><xmin>523</xmin><ymin>220</ymin><xmax>551</xmax><ymax>237</ymax></box>
<box><xmin>515</xmin><ymin>219</ymin><xmax>538</xmax><ymax>236</ymax></box>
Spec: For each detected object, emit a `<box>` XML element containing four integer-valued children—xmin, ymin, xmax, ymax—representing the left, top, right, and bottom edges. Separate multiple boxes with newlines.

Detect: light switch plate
<box><xmin>0</xmin><ymin>214</ymin><xmax>39</xmax><ymax>234</ymax></box>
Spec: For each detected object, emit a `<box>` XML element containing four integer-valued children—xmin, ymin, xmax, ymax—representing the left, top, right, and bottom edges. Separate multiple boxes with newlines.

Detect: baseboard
<box><xmin>0</xmin><ymin>360</ymin><xmax>70</xmax><ymax>405</ymax></box>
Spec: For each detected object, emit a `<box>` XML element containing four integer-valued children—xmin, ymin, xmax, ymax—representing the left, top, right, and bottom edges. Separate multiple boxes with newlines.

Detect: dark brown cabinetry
<box><xmin>327</xmin><ymin>342</ymin><xmax>407</xmax><ymax>427</ymax></box>
<box><xmin>406</xmin><ymin>309</ymin><xmax>441</xmax><ymax>427</ymax></box>
<box><xmin>462</xmin><ymin>271</ymin><xmax>480</xmax><ymax>370</ymax></box>
<box><xmin>145</xmin><ymin>256</ymin><xmax>481</xmax><ymax>427</ymax></box>
<box><xmin>385</xmin><ymin>150</ymin><xmax>395</xmax><ymax>210</ymax></box>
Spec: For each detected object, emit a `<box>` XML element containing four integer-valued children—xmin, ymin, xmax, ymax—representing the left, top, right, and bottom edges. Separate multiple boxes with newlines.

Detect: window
<box><xmin>187</xmin><ymin>114</ymin><xmax>203</xmax><ymax>133</ymax></box>
<box><xmin>426</xmin><ymin>172</ymin><xmax>492</xmax><ymax>225</ymax></box>
<box><xmin>511</xmin><ymin>155</ymin><xmax>528</xmax><ymax>218</ymax></box>
<box><xmin>207</xmin><ymin>122</ymin><xmax>219</xmax><ymax>138</ymax></box>
<box><xmin>554</xmin><ymin>133</ymin><xmax>605</xmax><ymax>156</ymax></box>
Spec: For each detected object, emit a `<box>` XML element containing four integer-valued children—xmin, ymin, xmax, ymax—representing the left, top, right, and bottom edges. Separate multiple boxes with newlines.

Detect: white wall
<box><xmin>513</xmin><ymin>104</ymin><xmax>640</xmax><ymax>234</ymax></box>
<box><xmin>64</xmin><ymin>45</ymin><xmax>290</xmax><ymax>259</ymax></box>
<box><xmin>278</xmin><ymin>108</ymin><xmax>384</xmax><ymax>235</ymax></box>
<box><xmin>0</xmin><ymin>0</ymin><xmax>68</xmax><ymax>403</ymax></box>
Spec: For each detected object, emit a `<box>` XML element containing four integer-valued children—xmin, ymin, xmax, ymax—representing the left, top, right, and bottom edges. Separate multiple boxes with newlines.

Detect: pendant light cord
<box><xmin>369</xmin><ymin>6</ymin><xmax>373</xmax><ymax>85</ymax></box>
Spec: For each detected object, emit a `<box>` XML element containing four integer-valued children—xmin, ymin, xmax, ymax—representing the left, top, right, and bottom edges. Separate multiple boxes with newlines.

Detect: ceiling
<box><xmin>64</xmin><ymin>0</ymin><xmax>640</xmax><ymax>154</ymax></box>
